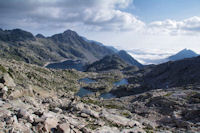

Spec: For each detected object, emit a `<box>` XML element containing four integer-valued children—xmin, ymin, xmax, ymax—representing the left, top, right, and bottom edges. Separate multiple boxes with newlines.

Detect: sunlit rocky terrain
<box><xmin>0</xmin><ymin>29</ymin><xmax>199</xmax><ymax>133</ymax></box>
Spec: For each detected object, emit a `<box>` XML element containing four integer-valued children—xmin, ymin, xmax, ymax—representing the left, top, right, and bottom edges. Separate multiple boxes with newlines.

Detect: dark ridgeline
<box><xmin>0</xmin><ymin>28</ymin><xmax>115</xmax><ymax>66</ymax></box>
<box><xmin>0</xmin><ymin>28</ymin><xmax>143</xmax><ymax>71</ymax></box>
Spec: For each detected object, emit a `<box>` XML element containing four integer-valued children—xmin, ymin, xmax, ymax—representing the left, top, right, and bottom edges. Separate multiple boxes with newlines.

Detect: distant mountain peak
<box><xmin>36</xmin><ymin>34</ymin><xmax>45</xmax><ymax>38</ymax></box>
<box><xmin>50</xmin><ymin>29</ymin><xmax>80</xmax><ymax>43</ymax></box>
<box><xmin>117</xmin><ymin>50</ymin><xmax>143</xmax><ymax>68</ymax></box>
<box><xmin>118</xmin><ymin>50</ymin><xmax>126</xmax><ymax>53</ymax></box>
<box><xmin>168</xmin><ymin>48</ymin><xmax>198</xmax><ymax>61</ymax></box>
<box><xmin>179</xmin><ymin>48</ymin><xmax>195</xmax><ymax>53</ymax></box>
<box><xmin>63</xmin><ymin>29</ymin><xmax>78</xmax><ymax>36</ymax></box>
<box><xmin>0</xmin><ymin>28</ymin><xmax>35</xmax><ymax>42</ymax></box>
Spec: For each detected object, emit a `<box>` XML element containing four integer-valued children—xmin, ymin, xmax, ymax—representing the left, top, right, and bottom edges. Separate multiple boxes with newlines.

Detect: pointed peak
<box><xmin>181</xmin><ymin>48</ymin><xmax>189</xmax><ymax>51</ymax></box>
<box><xmin>179</xmin><ymin>48</ymin><xmax>196</xmax><ymax>53</ymax></box>
<box><xmin>63</xmin><ymin>29</ymin><xmax>78</xmax><ymax>36</ymax></box>
<box><xmin>36</xmin><ymin>34</ymin><xmax>45</xmax><ymax>38</ymax></box>
<box><xmin>118</xmin><ymin>50</ymin><xmax>127</xmax><ymax>54</ymax></box>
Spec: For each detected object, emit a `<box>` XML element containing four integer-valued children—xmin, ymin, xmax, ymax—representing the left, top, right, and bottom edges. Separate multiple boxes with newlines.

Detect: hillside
<box><xmin>86</xmin><ymin>54</ymin><xmax>129</xmax><ymax>72</ymax></box>
<box><xmin>144</xmin><ymin>55</ymin><xmax>200</xmax><ymax>89</ymax></box>
<box><xmin>0</xmin><ymin>57</ymin><xmax>199</xmax><ymax>133</ymax></box>
<box><xmin>117</xmin><ymin>50</ymin><xmax>143</xmax><ymax>68</ymax></box>
<box><xmin>0</xmin><ymin>29</ymin><xmax>114</xmax><ymax>66</ymax></box>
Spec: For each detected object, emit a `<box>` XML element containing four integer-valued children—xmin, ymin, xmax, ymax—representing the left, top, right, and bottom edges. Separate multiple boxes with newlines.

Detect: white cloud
<box><xmin>0</xmin><ymin>0</ymin><xmax>145</xmax><ymax>32</ymax></box>
<box><xmin>127</xmin><ymin>49</ymin><xmax>176</xmax><ymax>65</ymax></box>
<box><xmin>1</xmin><ymin>0</ymin><xmax>200</xmax><ymax>36</ymax></box>
<box><xmin>1</xmin><ymin>0</ymin><xmax>200</xmax><ymax>54</ymax></box>
<box><xmin>148</xmin><ymin>16</ymin><xmax>200</xmax><ymax>35</ymax></box>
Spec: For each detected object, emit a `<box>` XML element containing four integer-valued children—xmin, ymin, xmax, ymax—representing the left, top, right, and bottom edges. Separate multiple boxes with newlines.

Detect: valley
<box><xmin>0</xmin><ymin>28</ymin><xmax>199</xmax><ymax>133</ymax></box>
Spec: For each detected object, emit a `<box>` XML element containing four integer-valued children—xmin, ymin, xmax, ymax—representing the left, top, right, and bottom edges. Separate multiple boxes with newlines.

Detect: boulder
<box><xmin>44</xmin><ymin>117</ymin><xmax>59</xmax><ymax>132</ymax></box>
<box><xmin>2</xmin><ymin>86</ymin><xmax>8</xmax><ymax>93</ymax></box>
<box><xmin>57</xmin><ymin>123</ymin><xmax>71</xmax><ymax>133</ymax></box>
<box><xmin>3</xmin><ymin>73</ymin><xmax>16</xmax><ymax>87</ymax></box>
<box><xmin>0</xmin><ymin>100</ymin><xmax>5</xmax><ymax>106</ymax></box>
<box><xmin>0</xmin><ymin>108</ymin><xmax>12</xmax><ymax>118</ymax></box>
<box><xmin>72</xmin><ymin>103</ymin><xmax>99</xmax><ymax>118</ymax></box>
<box><xmin>9</xmin><ymin>86</ymin><xmax>34</xmax><ymax>99</ymax></box>
<box><xmin>0</xmin><ymin>83</ymin><xmax>4</xmax><ymax>89</ymax></box>
<box><xmin>121</xmin><ymin>127</ymin><xmax>146</xmax><ymax>133</ymax></box>
<box><xmin>100</xmin><ymin>109</ymin><xmax>141</xmax><ymax>128</ymax></box>
<box><xmin>18</xmin><ymin>109</ymin><xmax>34</xmax><ymax>123</ymax></box>
<box><xmin>81</xmin><ymin>108</ymin><xmax>99</xmax><ymax>118</ymax></box>
<box><xmin>94</xmin><ymin>126</ymin><xmax>119</xmax><ymax>133</ymax></box>
<box><xmin>5</xmin><ymin>115</ymin><xmax>18</xmax><ymax>125</ymax></box>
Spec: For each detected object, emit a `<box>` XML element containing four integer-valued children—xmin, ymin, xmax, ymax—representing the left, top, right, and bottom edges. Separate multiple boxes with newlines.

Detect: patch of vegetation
<box><xmin>8</xmin><ymin>68</ymin><xmax>14</xmax><ymax>78</ymax></box>
<box><xmin>33</xmin><ymin>66</ymin><xmax>50</xmax><ymax>74</ymax></box>
<box><xmin>104</xmin><ymin>104</ymin><xmax>122</xmax><ymax>109</ymax></box>
<box><xmin>121</xmin><ymin>112</ymin><xmax>131</xmax><ymax>118</ymax></box>
<box><xmin>82</xmin><ymin>98</ymin><xmax>124</xmax><ymax>110</ymax></box>
<box><xmin>144</xmin><ymin>129</ymin><xmax>154</xmax><ymax>133</ymax></box>
<box><xmin>85</xmin><ymin>124</ymin><xmax>100</xmax><ymax>130</ymax></box>
<box><xmin>0</xmin><ymin>64</ymin><xmax>7</xmax><ymax>73</ymax></box>
<box><xmin>81</xmin><ymin>99</ymin><xmax>102</xmax><ymax>106</ymax></box>
<box><xmin>101</xmin><ymin>117</ymin><xmax>124</xmax><ymax>129</ymax></box>
<box><xmin>164</xmin><ymin>92</ymin><xmax>173</xmax><ymax>97</ymax></box>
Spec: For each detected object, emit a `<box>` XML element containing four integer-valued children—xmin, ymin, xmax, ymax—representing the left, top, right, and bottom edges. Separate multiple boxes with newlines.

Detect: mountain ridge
<box><xmin>0</xmin><ymin>28</ymin><xmax>115</xmax><ymax>66</ymax></box>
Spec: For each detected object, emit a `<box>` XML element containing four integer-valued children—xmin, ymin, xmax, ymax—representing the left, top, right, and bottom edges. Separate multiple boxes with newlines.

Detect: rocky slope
<box><xmin>143</xmin><ymin>56</ymin><xmax>200</xmax><ymax>89</ymax></box>
<box><xmin>110</xmin><ymin>55</ymin><xmax>200</xmax><ymax>98</ymax></box>
<box><xmin>86</xmin><ymin>54</ymin><xmax>129</xmax><ymax>72</ymax></box>
<box><xmin>0</xmin><ymin>58</ymin><xmax>199</xmax><ymax>133</ymax></box>
<box><xmin>117</xmin><ymin>50</ymin><xmax>143</xmax><ymax>68</ymax></box>
<box><xmin>0</xmin><ymin>29</ymin><xmax>114</xmax><ymax>66</ymax></box>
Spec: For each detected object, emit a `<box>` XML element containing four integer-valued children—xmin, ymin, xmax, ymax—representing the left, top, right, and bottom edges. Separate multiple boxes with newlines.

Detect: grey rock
<box><xmin>3</xmin><ymin>73</ymin><xmax>16</xmax><ymax>87</ymax></box>
<box><xmin>94</xmin><ymin>126</ymin><xmax>120</xmax><ymax>133</ymax></box>
<box><xmin>100</xmin><ymin>109</ymin><xmax>141</xmax><ymax>127</ymax></box>
<box><xmin>57</xmin><ymin>123</ymin><xmax>71</xmax><ymax>133</ymax></box>
<box><xmin>44</xmin><ymin>117</ymin><xmax>59</xmax><ymax>132</ymax></box>
<box><xmin>72</xmin><ymin>103</ymin><xmax>100</xmax><ymax>118</ymax></box>
<box><xmin>121</xmin><ymin>127</ymin><xmax>146</xmax><ymax>133</ymax></box>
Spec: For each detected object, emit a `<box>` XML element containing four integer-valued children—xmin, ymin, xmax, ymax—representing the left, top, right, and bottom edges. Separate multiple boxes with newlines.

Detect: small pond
<box><xmin>114</xmin><ymin>78</ymin><xmax>129</xmax><ymax>86</ymax></box>
<box><xmin>79</xmin><ymin>78</ymin><xmax>96</xmax><ymax>84</ymax></box>
<box><xmin>100</xmin><ymin>93</ymin><xmax>116</xmax><ymax>99</ymax></box>
<box><xmin>46</xmin><ymin>60</ymin><xmax>85</xmax><ymax>71</ymax></box>
<box><xmin>76</xmin><ymin>87</ymin><xmax>116</xmax><ymax>99</ymax></box>
<box><xmin>76</xmin><ymin>87</ymin><xmax>94</xmax><ymax>97</ymax></box>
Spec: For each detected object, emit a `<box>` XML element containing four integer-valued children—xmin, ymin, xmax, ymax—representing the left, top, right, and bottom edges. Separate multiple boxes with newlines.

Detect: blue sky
<box><xmin>131</xmin><ymin>0</ymin><xmax>200</xmax><ymax>22</ymax></box>
<box><xmin>0</xmin><ymin>0</ymin><xmax>200</xmax><ymax>56</ymax></box>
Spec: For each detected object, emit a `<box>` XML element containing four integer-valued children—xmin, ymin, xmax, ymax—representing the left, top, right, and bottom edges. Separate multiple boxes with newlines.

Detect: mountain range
<box><xmin>0</xmin><ymin>28</ymin><xmax>142</xmax><ymax>70</ymax></box>
<box><xmin>0</xmin><ymin>28</ymin><xmax>200</xmax><ymax>132</ymax></box>
<box><xmin>128</xmin><ymin>48</ymin><xmax>199</xmax><ymax>65</ymax></box>
<box><xmin>0</xmin><ymin>29</ymin><xmax>115</xmax><ymax>66</ymax></box>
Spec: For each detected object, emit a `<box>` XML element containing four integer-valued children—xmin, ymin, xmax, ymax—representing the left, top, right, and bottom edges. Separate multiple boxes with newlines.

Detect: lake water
<box><xmin>100</xmin><ymin>93</ymin><xmax>116</xmax><ymax>99</ymax></box>
<box><xmin>76</xmin><ymin>87</ymin><xmax>116</xmax><ymax>99</ymax></box>
<box><xmin>76</xmin><ymin>87</ymin><xmax>94</xmax><ymax>97</ymax></box>
<box><xmin>79</xmin><ymin>78</ymin><xmax>96</xmax><ymax>84</ymax></box>
<box><xmin>46</xmin><ymin>60</ymin><xmax>85</xmax><ymax>71</ymax></box>
<box><xmin>76</xmin><ymin>78</ymin><xmax>128</xmax><ymax>98</ymax></box>
<box><xmin>114</xmin><ymin>78</ymin><xmax>129</xmax><ymax>86</ymax></box>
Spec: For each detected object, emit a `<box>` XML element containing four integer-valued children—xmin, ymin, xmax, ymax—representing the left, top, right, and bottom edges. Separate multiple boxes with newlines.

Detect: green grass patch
<box><xmin>0</xmin><ymin>64</ymin><xmax>7</xmax><ymax>73</ymax></box>
<box><xmin>164</xmin><ymin>92</ymin><xmax>173</xmax><ymax>97</ymax></box>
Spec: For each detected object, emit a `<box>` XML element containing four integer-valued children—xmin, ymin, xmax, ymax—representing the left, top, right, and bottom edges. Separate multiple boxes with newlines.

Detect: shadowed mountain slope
<box><xmin>0</xmin><ymin>28</ymin><xmax>114</xmax><ymax>66</ymax></box>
